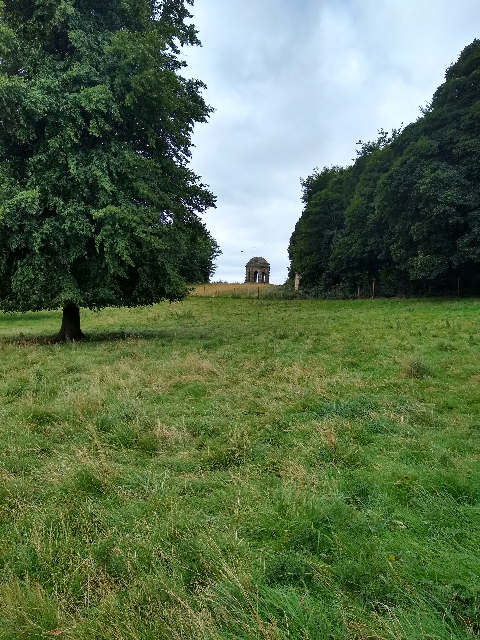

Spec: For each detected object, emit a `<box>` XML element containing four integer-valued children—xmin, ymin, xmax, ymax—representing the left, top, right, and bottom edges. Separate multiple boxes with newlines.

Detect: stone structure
<box><xmin>245</xmin><ymin>256</ymin><xmax>270</xmax><ymax>284</ymax></box>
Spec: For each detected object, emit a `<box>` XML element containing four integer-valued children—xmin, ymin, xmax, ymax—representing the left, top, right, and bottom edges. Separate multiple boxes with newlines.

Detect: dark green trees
<box><xmin>289</xmin><ymin>40</ymin><xmax>480</xmax><ymax>297</ymax></box>
<box><xmin>0</xmin><ymin>0</ymin><xmax>217</xmax><ymax>339</ymax></box>
<box><xmin>288</xmin><ymin>166</ymin><xmax>350</xmax><ymax>290</ymax></box>
<box><xmin>177</xmin><ymin>219</ymin><xmax>221</xmax><ymax>284</ymax></box>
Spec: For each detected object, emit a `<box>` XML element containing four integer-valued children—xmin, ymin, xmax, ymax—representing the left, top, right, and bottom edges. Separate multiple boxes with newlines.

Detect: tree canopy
<box><xmin>289</xmin><ymin>39</ymin><xmax>480</xmax><ymax>297</ymax></box>
<box><xmin>0</xmin><ymin>0</ymin><xmax>217</xmax><ymax>339</ymax></box>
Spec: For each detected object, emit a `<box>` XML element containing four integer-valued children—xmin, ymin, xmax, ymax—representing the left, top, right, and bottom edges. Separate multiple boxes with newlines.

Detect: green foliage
<box><xmin>0</xmin><ymin>0</ymin><xmax>217</xmax><ymax>314</ymax></box>
<box><xmin>177</xmin><ymin>219</ymin><xmax>221</xmax><ymax>283</ymax></box>
<box><xmin>290</xmin><ymin>39</ymin><xmax>480</xmax><ymax>297</ymax></box>
<box><xmin>289</xmin><ymin>166</ymin><xmax>349</xmax><ymax>287</ymax></box>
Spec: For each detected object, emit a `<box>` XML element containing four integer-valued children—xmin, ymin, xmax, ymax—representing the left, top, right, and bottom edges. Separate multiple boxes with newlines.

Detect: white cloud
<box><xmin>183</xmin><ymin>0</ymin><xmax>480</xmax><ymax>283</ymax></box>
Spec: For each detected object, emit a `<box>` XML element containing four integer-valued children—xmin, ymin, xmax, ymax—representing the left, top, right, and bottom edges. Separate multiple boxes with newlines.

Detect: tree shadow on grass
<box><xmin>0</xmin><ymin>329</ymin><xmax>184</xmax><ymax>346</ymax></box>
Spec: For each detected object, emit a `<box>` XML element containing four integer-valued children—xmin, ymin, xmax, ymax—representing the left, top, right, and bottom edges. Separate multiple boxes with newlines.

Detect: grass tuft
<box><xmin>402</xmin><ymin>357</ymin><xmax>431</xmax><ymax>379</ymax></box>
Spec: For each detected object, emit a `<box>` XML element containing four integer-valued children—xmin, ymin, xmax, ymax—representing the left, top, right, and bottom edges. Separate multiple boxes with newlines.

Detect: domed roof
<box><xmin>246</xmin><ymin>256</ymin><xmax>270</xmax><ymax>267</ymax></box>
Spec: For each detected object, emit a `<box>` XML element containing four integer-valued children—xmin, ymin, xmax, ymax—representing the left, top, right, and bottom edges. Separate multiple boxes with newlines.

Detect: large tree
<box><xmin>289</xmin><ymin>39</ymin><xmax>480</xmax><ymax>297</ymax></box>
<box><xmin>0</xmin><ymin>0</ymin><xmax>216</xmax><ymax>340</ymax></box>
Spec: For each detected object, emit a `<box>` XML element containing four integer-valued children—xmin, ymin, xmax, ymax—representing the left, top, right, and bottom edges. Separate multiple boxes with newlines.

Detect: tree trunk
<box><xmin>55</xmin><ymin>303</ymin><xmax>86</xmax><ymax>342</ymax></box>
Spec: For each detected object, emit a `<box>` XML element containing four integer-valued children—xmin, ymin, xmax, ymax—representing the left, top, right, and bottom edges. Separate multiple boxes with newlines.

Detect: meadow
<box><xmin>190</xmin><ymin>282</ymin><xmax>276</xmax><ymax>297</ymax></box>
<box><xmin>0</xmin><ymin>294</ymin><xmax>479</xmax><ymax>639</ymax></box>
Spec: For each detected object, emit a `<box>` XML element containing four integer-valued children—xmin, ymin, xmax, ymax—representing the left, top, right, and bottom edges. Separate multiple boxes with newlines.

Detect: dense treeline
<box><xmin>289</xmin><ymin>39</ymin><xmax>480</xmax><ymax>297</ymax></box>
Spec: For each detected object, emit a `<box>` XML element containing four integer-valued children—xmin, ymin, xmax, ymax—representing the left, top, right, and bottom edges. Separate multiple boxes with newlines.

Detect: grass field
<box><xmin>0</xmin><ymin>295</ymin><xmax>479</xmax><ymax>639</ymax></box>
<box><xmin>190</xmin><ymin>283</ymin><xmax>276</xmax><ymax>296</ymax></box>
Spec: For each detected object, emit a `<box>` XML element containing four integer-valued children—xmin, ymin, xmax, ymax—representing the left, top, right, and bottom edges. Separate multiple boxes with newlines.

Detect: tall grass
<box><xmin>0</xmin><ymin>297</ymin><xmax>478</xmax><ymax>638</ymax></box>
<box><xmin>190</xmin><ymin>283</ymin><xmax>298</xmax><ymax>299</ymax></box>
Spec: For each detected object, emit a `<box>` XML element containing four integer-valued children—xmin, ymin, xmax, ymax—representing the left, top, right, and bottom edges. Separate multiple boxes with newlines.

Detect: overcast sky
<box><xmin>182</xmin><ymin>0</ymin><xmax>480</xmax><ymax>284</ymax></box>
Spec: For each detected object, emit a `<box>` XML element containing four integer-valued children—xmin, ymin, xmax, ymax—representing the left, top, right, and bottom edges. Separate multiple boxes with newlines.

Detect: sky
<box><xmin>181</xmin><ymin>0</ymin><xmax>480</xmax><ymax>284</ymax></box>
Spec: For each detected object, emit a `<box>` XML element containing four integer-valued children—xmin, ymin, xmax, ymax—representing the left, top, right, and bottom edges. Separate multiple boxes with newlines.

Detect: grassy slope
<box><xmin>0</xmin><ymin>297</ymin><xmax>479</xmax><ymax>639</ymax></box>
